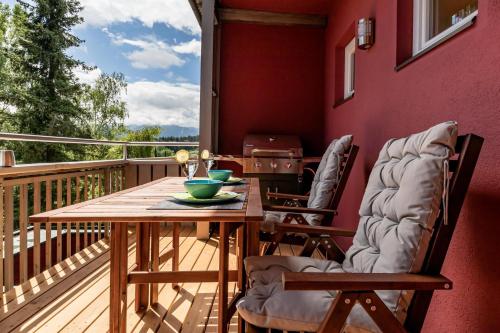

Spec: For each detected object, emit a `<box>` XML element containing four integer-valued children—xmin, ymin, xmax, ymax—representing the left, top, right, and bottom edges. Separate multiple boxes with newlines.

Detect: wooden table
<box><xmin>29</xmin><ymin>177</ymin><xmax>263</xmax><ymax>333</ymax></box>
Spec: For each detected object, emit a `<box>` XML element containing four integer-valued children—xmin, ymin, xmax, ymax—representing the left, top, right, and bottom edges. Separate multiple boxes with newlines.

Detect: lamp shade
<box><xmin>357</xmin><ymin>18</ymin><xmax>374</xmax><ymax>50</ymax></box>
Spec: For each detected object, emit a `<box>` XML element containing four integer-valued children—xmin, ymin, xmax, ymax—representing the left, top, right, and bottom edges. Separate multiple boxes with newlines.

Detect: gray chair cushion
<box><xmin>239</xmin><ymin>256</ymin><xmax>379</xmax><ymax>332</ymax></box>
<box><xmin>342</xmin><ymin>121</ymin><xmax>457</xmax><ymax>318</ymax></box>
<box><xmin>261</xmin><ymin>135</ymin><xmax>353</xmax><ymax>232</ymax></box>
<box><xmin>306</xmin><ymin>134</ymin><xmax>353</xmax><ymax>225</ymax></box>
<box><xmin>237</xmin><ymin>122</ymin><xmax>458</xmax><ymax>332</ymax></box>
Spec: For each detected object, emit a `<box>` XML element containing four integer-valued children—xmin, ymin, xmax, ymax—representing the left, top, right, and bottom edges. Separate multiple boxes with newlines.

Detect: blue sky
<box><xmin>2</xmin><ymin>0</ymin><xmax>201</xmax><ymax>128</ymax></box>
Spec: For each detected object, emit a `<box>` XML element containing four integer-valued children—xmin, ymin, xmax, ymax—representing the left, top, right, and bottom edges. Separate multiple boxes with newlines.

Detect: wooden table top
<box><xmin>29</xmin><ymin>177</ymin><xmax>263</xmax><ymax>224</ymax></box>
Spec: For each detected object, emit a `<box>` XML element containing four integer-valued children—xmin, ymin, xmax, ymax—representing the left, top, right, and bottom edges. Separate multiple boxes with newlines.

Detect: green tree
<box><xmin>108</xmin><ymin>127</ymin><xmax>161</xmax><ymax>159</ymax></box>
<box><xmin>9</xmin><ymin>0</ymin><xmax>90</xmax><ymax>162</ymax></box>
<box><xmin>0</xmin><ymin>4</ymin><xmax>9</xmax><ymax>100</ymax></box>
<box><xmin>81</xmin><ymin>72</ymin><xmax>128</xmax><ymax>139</ymax></box>
<box><xmin>80</xmin><ymin>72</ymin><xmax>128</xmax><ymax>159</ymax></box>
<box><xmin>0</xmin><ymin>4</ymin><xmax>26</xmax><ymax>151</ymax></box>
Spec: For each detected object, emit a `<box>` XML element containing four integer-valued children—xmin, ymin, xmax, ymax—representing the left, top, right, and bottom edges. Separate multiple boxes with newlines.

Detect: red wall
<box><xmin>324</xmin><ymin>1</ymin><xmax>500</xmax><ymax>332</ymax></box>
<box><xmin>219</xmin><ymin>23</ymin><xmax>325</xmax><ymax>156</ymax></box>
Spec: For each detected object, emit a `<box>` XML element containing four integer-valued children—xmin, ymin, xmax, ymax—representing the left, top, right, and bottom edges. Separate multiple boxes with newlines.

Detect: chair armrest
<box><xmin>263</xmin><ymin>205</ymin><xmax>337</xmax><ymax>215</ymax></box>
<box><xmin>283</xmin><ymin>272</ymin><xmax>453</xmax><ymax>291</ymax></box>
<box><xmin>274</xmin><ymin>223</ymin><xmax>356</xmax><ymax>237</ymax></box>
<box><xmin>266</xmin><ymin>192</ymin><xmax>310</xmax><ymax>201</ymax></box>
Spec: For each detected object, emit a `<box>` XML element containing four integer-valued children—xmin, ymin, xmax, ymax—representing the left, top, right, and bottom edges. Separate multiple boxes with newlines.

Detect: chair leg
<box><xmin>318</xmin><ymin>291</ymin><xmax>358</xmax><ymax>333</ymax></box>
<box><xmin>318</xmin><ymin>237</ymin><xmax>345</xmax><ymax>263</ymax></box>
<box><xmin>263</xmin><ymin>233</ymin><xmax>282</xmax><ymax>255</ymax></box>
<box><xmin>358</xmin><ymin>292</ymin><xmax>407</xmax><ymax>333</ymax></box>
<box><xmin>299</xmin><ymin>237</ymin><xmax>319</xmax><ymax>257</ymax></box>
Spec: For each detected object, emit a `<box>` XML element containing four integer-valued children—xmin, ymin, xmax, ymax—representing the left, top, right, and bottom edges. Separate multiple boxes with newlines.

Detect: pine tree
<box><xmin>11</xmin><ymin>0</ymin><xmax>90</xmax><ymax>162</ymax></box>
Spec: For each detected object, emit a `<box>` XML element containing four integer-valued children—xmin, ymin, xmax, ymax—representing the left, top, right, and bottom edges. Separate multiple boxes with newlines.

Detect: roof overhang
<box><xmin>189</xmin><ymin>0</ymin><xmax>328</xmax><ymax>28</ymax></box>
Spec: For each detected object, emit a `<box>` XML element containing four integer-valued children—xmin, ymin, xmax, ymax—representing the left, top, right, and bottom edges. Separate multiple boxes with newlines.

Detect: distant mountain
<box><xmin>128</xmin><ymin>125</ymin><xmax>199</xmax><ymax>138</ymax></box>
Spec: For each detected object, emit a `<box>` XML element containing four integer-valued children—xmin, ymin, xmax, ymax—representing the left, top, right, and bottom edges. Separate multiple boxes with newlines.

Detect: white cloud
<box><xmin>125</xmin><ymin>81</ymin><xmax>199</xmax><ymax>128</ymax></box>
<box><xmin>105</xmin><ymin>30</ymin><xmax>199</xmax><ymax>70</ymax></box>
<box><xmin>74</xmin><ymin>67</ymin><xmax>103</xmax><ymax>85</ymax></box>
<box><xmin>79</xmin><ymin>0</ymin><xmax>200</xmax><ymax>35</ymax></box>
<box><xmin>172</xmin><ymin>39</ymin><xmax>201</xmax><ymax>57</ymax></box>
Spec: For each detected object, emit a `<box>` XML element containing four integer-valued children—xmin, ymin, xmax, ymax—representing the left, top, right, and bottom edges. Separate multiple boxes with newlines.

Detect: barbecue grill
<box><xmin>215</xmin><ymin>134</ymin><xmax>307</xmax><ymax>204</ymax></box>
<box><xmin>242</xmin><ymin>134</ymin><xmax>303</xmax><ymax>174</ymax></box>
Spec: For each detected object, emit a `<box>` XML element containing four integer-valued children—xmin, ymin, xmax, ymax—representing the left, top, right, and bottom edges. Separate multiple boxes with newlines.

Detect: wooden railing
<box><xmin>0</xmin><ymin>158</ymin><xmax>182</xmax><ymax>293</ymax></box>
<box><xmin>0</xmin><ymin>160</ymin><xmax>126</xmax><ymax>291</ymax></box>
<box><xmin>0</xmin><ymin>132</ymin><xmax>193</xmax><ymax>294</ymax></box>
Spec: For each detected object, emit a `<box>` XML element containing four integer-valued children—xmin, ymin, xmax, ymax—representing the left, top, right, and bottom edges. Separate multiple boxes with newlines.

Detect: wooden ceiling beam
<box><xmin>218</xmin><ymin>8</ymin><xmax>327</xmax><ymax>27</ymax></box>
<box><xmin>188</xmin><ymin>0</ymin><xmax>202</xmax><ymax>26</ymax></box>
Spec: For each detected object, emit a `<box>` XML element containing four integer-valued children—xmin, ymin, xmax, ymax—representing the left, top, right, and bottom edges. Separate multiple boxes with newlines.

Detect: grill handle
<box><xmin>251</xmin><ymin>148</ymin><xmax>294</xmax><ymax>157</ymax></box>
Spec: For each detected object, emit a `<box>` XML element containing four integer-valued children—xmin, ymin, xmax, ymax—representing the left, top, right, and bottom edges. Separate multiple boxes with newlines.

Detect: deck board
<box><xmin>0</xmin><ymin>226</ymin><xmax>242</xmax><ymax>333</ymax></box>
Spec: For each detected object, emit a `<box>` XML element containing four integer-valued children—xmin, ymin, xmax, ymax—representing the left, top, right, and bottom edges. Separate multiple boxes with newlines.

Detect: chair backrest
<box><xmin>342</xmin><ymin>121</ymin><xmax>459</xmax><ymax>325</ymax></box>
<box><xmin>305</xmin><ymin>134</ymin><xmax>358</xmax><ymax>226</ymax></box>
<box><xmin>404</xmin><ymin>133</ymin><xmax>483</xmax><ymax>332</ymax></box>
<box><xmin>322</xmin><ymin>144</ymin><xmax>358</xmax><ymax>226</ymax></box>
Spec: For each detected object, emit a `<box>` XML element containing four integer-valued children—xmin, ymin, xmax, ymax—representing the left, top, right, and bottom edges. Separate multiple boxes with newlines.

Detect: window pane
<box><xmin>429</xmin><ymin>0</ymin><xmax>478</xmax><ymax>39</ymax></box>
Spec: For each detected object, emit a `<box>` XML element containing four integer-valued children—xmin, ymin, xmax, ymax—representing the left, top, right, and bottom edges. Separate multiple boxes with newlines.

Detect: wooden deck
<box><xmin>0</xmin><ymin>226</ymin><xmax>306</xmax><ymax>333</ymax></box>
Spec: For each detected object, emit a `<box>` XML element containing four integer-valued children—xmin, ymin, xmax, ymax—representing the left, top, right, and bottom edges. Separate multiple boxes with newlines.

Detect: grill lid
<box><xmin>243</xmin><ymin>134</ymin><xmax>303</xmax><ymax>158</ymax></box>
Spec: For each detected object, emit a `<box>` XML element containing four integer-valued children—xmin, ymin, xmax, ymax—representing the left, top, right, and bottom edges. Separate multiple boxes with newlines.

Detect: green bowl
<box><xmin>208</xmin><ymin>170</ymin><xmax>233</xmax><ymax>182</ymax></box>
<box><xmin>184</xmin><ymin>179</ymin><xmax>223</xmax><ymax>199</ymax></box>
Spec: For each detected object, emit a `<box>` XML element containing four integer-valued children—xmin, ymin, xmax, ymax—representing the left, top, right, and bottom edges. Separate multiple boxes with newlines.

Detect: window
<box><xmin>344</xmin><ymin>38</ymin><xmax>356</xmax><ymax>99</ymax></box>
<box><xmin>413</xmin><ymin>0</ymin><xmax>478</xmax><ymax>54</ymax></box>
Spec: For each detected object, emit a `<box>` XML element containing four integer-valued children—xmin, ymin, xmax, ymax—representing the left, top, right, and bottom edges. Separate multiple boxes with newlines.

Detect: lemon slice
<box><xmin>175</xmin><ymin>149</ymin><xmax>190</xmax><ymax>164</ymax></box>
<box><xmin>201</xmin><ymin>149</ymin><xmax>210</xmax><ymax>160</ymax></box>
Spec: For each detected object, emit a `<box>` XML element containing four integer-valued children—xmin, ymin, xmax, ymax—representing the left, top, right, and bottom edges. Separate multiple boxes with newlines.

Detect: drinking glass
<box><xmin>186</xmin><ymin>157</ymin><xmax>199</xmax><ymax>180</ymax></box>
<box><xmin>204</xmin><ymin>156</ymin><xmax>215</xmax><ymax>176</ymax></box>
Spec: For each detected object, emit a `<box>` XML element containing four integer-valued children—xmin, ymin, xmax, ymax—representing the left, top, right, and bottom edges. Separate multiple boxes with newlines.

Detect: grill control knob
<box><xmin>254</xmin><ymin>161</ymin><xmax>262</xmax><ymax>168</ymax></box>
<box><xmin>285</xmin><ymin>161</ymin><xmax>292</xmax><ymax>169</ymax></box>
<box><xmin>270</xmin><ymin>161</ymin><xmax>278</xmax><ymax>169</ymax></box>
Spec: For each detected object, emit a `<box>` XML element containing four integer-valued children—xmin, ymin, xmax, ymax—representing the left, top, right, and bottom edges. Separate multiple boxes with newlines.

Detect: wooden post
<box><xmin>4</xmin><ymin>185</ymin><xmax>13</xmax><ymax>290</ymax></box>
<box><xmin>172</xmin><ymin>222</ymin><xmax>180</xmax><ymax>289</ymax></box>
<box><xmin>56</xmin><ymin>178</ymin><xmax>63</xmax><ymax>262</ymax></box>
<box><xmin>150</xmin><ymin>223</ymin><xmax>160</xmax><ymax>305</ymax></box>
<box><xmin>199</xmin><ymin>0</ymin><xmax>216</xmax><ymax>154</ymax></box>
<box><xmin>33</xmin><ymin>181</ymin><xmax>41</xmax><ymax>275</ymax></box>
<box><xmin>0</xmin><ymin>178</ymin><xmax>4</xmax><ymax>291</ymax></box>
<box><xmin>83</xmin><ymin>174</ymin><xmax>89</xmax><ymax>247</ymax></box>
<box><xmin>110</xmin><ymin>222</ymin><xmax>128</xmax><ymax>333</ymax></box>
<box><xmin>90</xmin><ymin>174</ymin><xmax>95</xmax><ymax>243</ymax></box>
<box><xmin>19</xmin><ymin>184</ymin><xmax>28</xmax><ymax>282</ymax></box>
<box><xmin>135</xmin><ymin>223</ymin><xmax>150</xmax><ymax>312</ymax></box>
<box><xmin>198</xmin><ymin>0</ymin><xmax>216</xmax><ymax>240</ymax></box>
<box><xmin>45</xmin><ymin>180</ymin><xmax>52</xmax><ymax>268</ymax></box>
<box><xmin>66</xmin><ymin>177</ymin><xmax>72</xmax><ymax>257</ymax></box>
<box><xmin>75</xmin><ymin>176</ymin><xmax>81</xmax><ymax>251</ymax></box>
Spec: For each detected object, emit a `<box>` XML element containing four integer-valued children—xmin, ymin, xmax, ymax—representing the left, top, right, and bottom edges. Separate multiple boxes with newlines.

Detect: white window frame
<box><xmin>413</xmin><ymin>0</ymin><xmax>478</xmax><ymax>55</ymax></box>
<box><xmin>344</xmin><ymin>38</ymin><xmax>356</xmax><ymax>99</ymax></box>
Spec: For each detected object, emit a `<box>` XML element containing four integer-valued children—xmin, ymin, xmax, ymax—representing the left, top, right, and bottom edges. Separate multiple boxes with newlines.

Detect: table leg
<box><xmin>119</xmin><ymin>223</ymin><xmax>128</xmax><ymax>333</ymax></box>
<box><xmin>150</xmin><ymin>223</ymin><xmax>160</xmax><ymax>305</ymax></box>
<box><xmin>237</xmin><ymin>224</ymin><xmax>247</xmax><ymax>291</ymax></box>
<box><xmin>247</xmin><ymin>222</ymin><xmax>260</xmax><ymax>257</ymax></box>
<box><xmin>110</xmin><ymin>223</ymin><xmax>128</xmax><ymax>333</ymax></box>
<box><xmin>196</xmin><ymin>221</ymin><xmax>210</xmax><ymax>239</ymax></box>
<box><xmin>135</xmin><ymin>222</ymin><xmax>150</xmax><ymax>312</ymax></box>
<box><xmin>237</xmin><ymin>224</ymin><xmax>247</xmax><ymax>333</ymax></box>
<box><xmin>218</xmin><ymin>222</ymin><xmax>229</xmax><ymax>333</ymax></box>
<box><xmin>172</xmin><ymin>222</ymin><xmax>180</xmax><ymax>289</ymax></box>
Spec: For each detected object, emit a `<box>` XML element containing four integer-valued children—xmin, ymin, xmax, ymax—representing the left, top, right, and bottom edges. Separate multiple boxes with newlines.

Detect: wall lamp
<box><xmin>357</xmin><ymin>18</ymin><xmax>375</xmax><ymax>50</ymax></box>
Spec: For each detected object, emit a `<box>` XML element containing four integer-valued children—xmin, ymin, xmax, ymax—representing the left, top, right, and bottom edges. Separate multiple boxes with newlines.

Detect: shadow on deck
<box><xmin>0</xmin><ymin>226</ymin><xmax>307</xmax><ymax>333</ymax></box>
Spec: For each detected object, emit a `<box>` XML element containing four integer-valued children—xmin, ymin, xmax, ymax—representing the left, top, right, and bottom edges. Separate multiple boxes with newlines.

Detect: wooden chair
<box><xmin>241</xmin><ymin>131</ymin><xmax>483</xmax><ymax>333</ymax></box>
<box><xmin>261</xmin><ymin>143</ymin><xmax>358</xmax><ymax>256</ymax></box>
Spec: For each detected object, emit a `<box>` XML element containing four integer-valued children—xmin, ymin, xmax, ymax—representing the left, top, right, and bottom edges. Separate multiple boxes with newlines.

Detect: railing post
<box><xmin>0</xmin><ymin>177</ymin><xmax>4</xmax><ymax>292</ymax></box>
<box><xmin>123</xmin><ymin>144</ymin><xmax>128</xmax><ymax>160</ymax></box>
